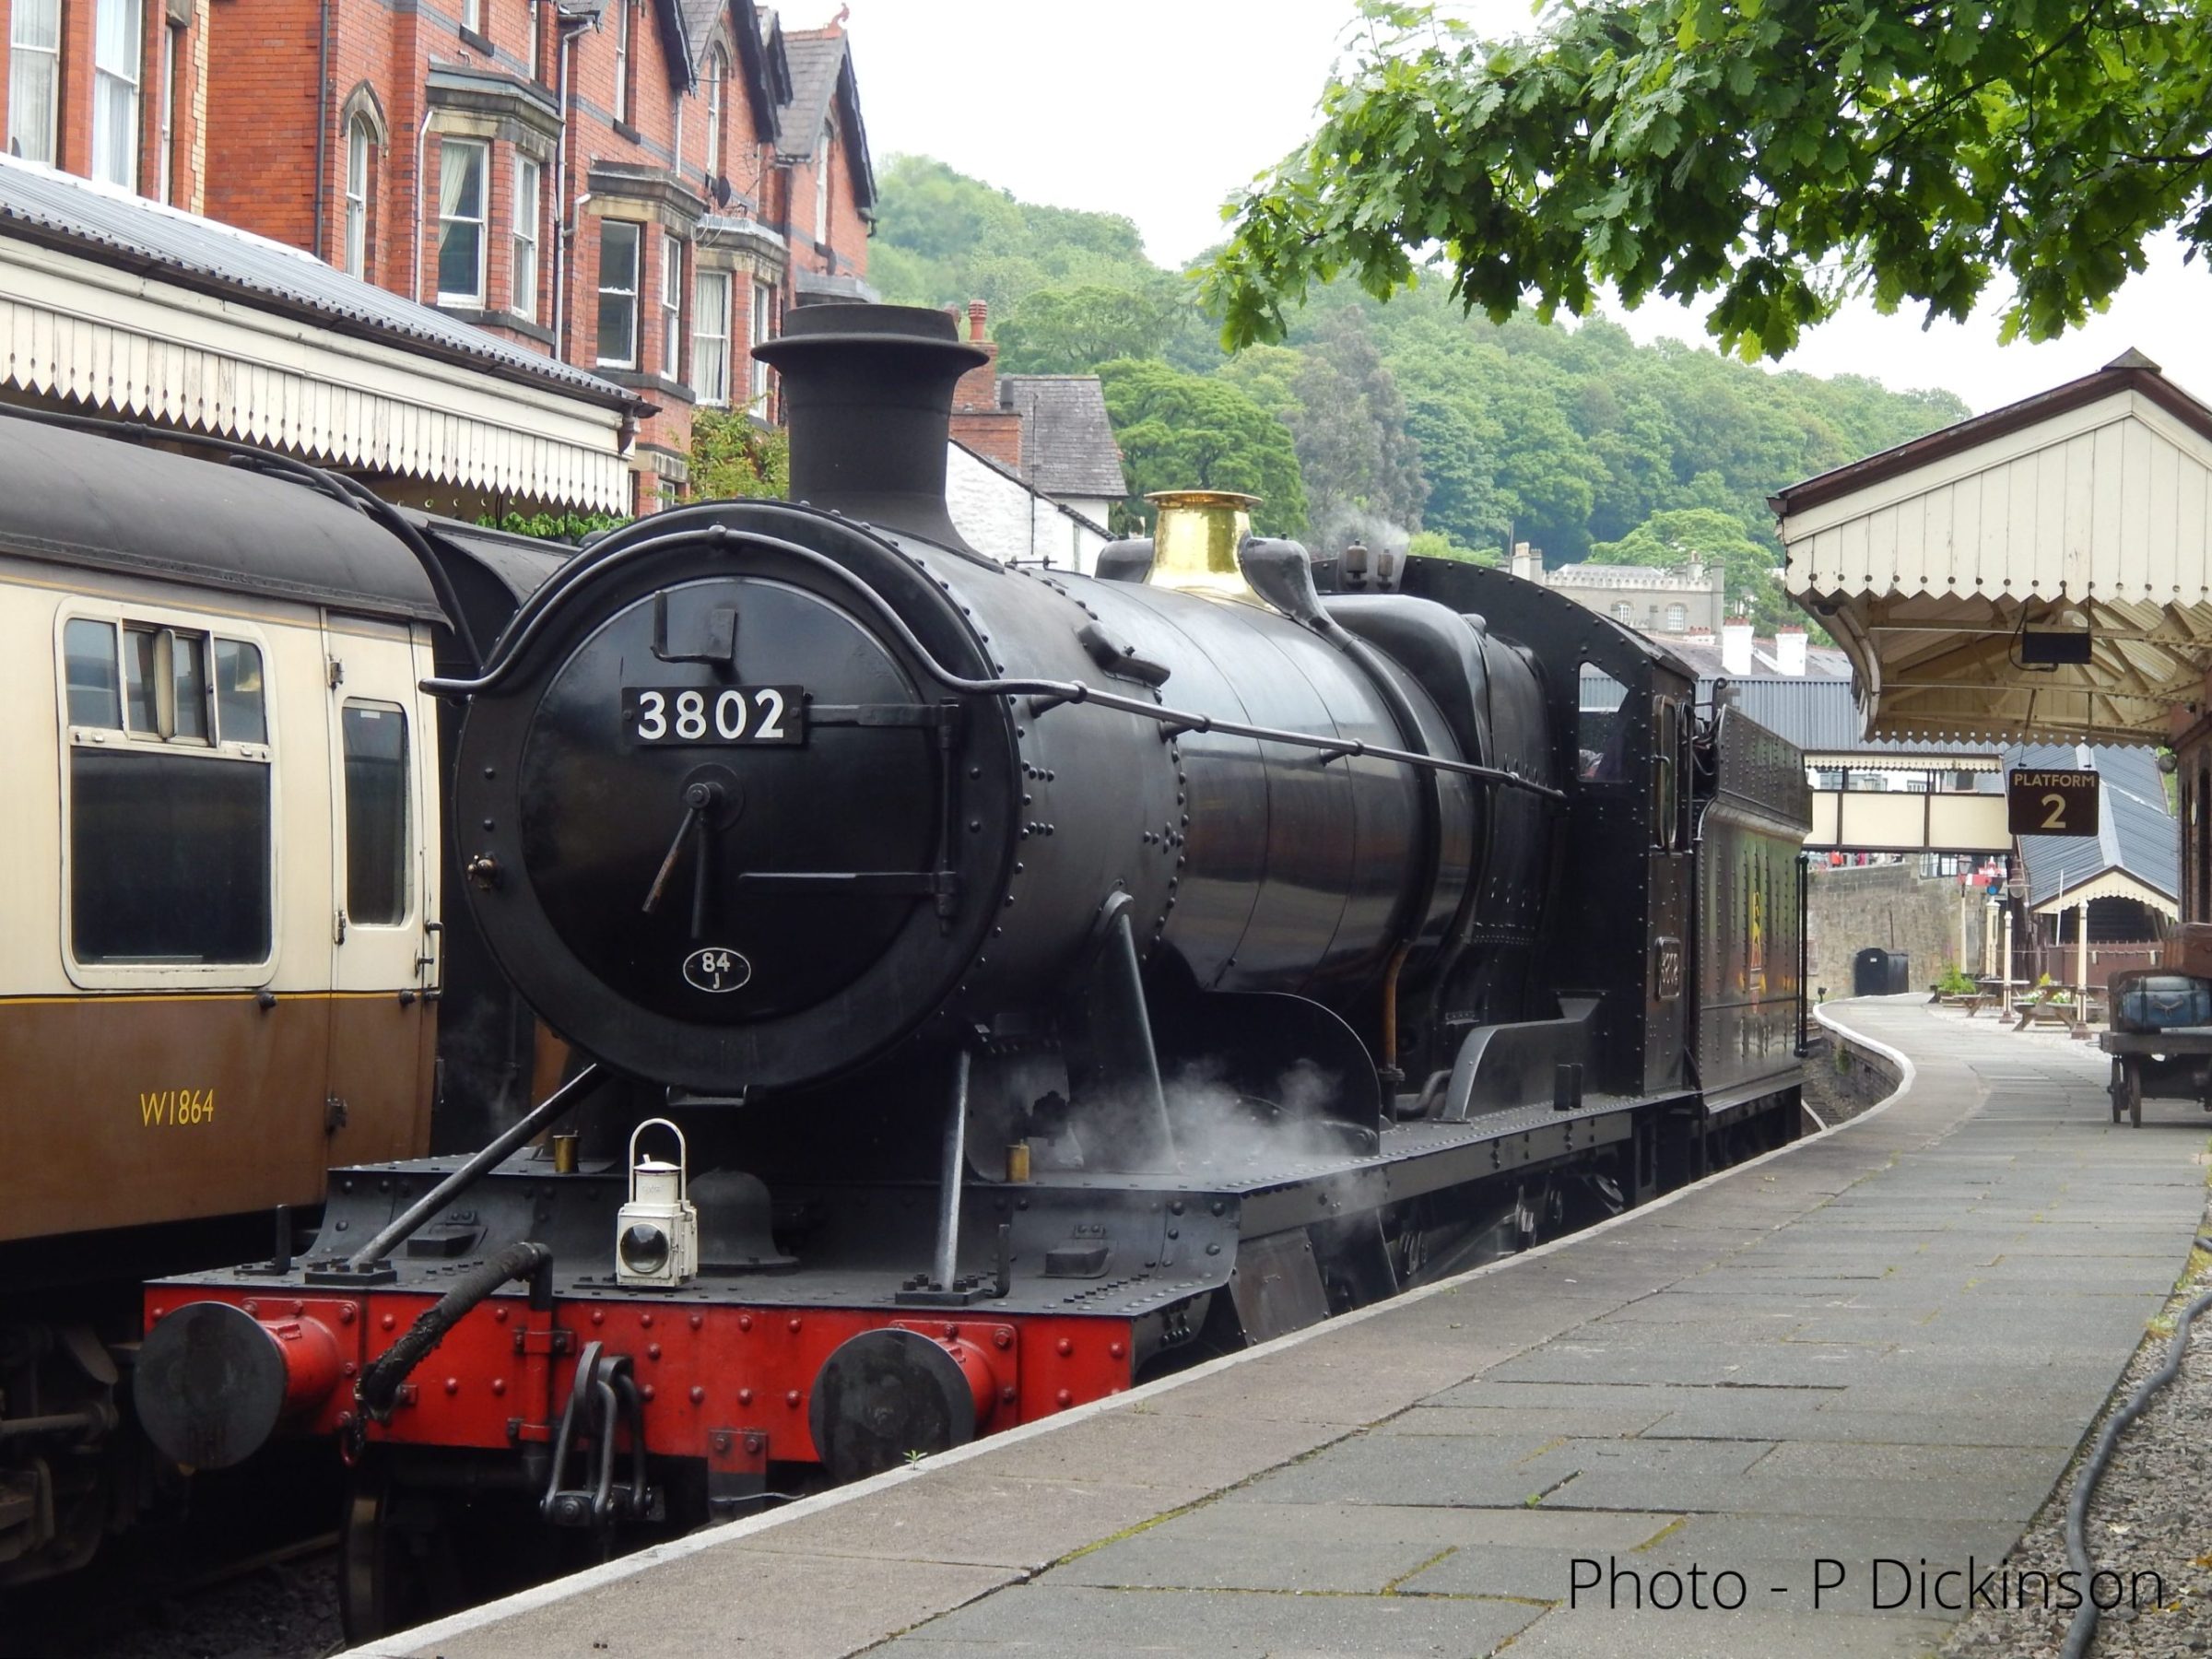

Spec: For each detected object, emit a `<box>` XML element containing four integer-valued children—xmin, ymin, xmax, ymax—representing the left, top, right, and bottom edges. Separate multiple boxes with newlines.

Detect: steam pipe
<box><xmin>930</xmin><ymin>1049</ymin><xmax>971</xmax><ymax>1289</ymax></box>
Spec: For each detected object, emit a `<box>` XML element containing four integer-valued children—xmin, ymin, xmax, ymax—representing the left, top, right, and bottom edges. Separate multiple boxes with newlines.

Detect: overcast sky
<box><xmin>800</xmin><ymin>0</ymin><xmax>2211</xmax><ymax>416</ymax></box>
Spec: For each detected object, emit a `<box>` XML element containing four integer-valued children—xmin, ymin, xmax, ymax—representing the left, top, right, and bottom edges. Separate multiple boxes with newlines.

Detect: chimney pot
<box><xmin>1721</xmin><ymin>618</ymin><xmax>1755</xmax><ymax>677</ymax></box>
<box><xmin>968</xmin><ymin>300</ymin><xmax>987</xmax><ymax>343</ymax></box>
<box><xmin>1776</xmin><ymin>625</ymin><xmax>1808</xmax><ymax>677</ymax></box>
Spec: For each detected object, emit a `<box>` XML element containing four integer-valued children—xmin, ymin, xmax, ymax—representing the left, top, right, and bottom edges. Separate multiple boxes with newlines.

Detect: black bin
<box><xmin>1853</xmin><ymin>948</ymin><xmax>1911</xmax><ymax>996</ymax></box>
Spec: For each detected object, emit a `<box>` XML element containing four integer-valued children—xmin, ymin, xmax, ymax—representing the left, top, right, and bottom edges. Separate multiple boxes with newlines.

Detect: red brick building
<box><xmin>0</xmin><ymin>0</ymin><xmax>876</xmax><ymax>512</ymax></box>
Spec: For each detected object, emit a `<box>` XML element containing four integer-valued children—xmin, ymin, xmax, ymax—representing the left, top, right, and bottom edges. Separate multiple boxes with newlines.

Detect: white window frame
<box><xmin>462</xmin><ymin>0</ymin><xmax>483</xmax><ymax>36</ymax></box>
<box><xmin>344</xmin><ymin>118</ymin><xmax>373</xmax><ymax>278</ymax></box>
<box><xmin>750</xmin><ymin>277</ymin><xmax>775</xmax><ymax>403</ymax></box>
<box><xmin>702</xmin><ymin>47</ymin><xmax>724</xmax><ymax>182</ymax></box>
<box><xmin>512</xmin><ymin>154</ymin><xmax>541</xmax><ymax>322</ymax></box>
<box><xmin>7</xmin><ymin>0</ymin><xmax>62</xmax><ymax>167</ymax></box>
<box><xmin>613</xmin><ymin>0</ymin><xmax>631</xmax><ymax>124</ymax></box>
<box><xmin>660</xmin><ymin>233</ymin><xmax>682</xmax><ymax>382</ymax></box>
<box><xmin>692</xmin><ymin>269</ymin><xmax>730</xmax><ymax>406</ymax></box>
<box><xmin>158</xmin><ymin>22</ymin><xmax>179</xmax><ymax>203</ymax></box>
<box><xmin>436</xmin><ymin>137</ymin><xmax>489</xmax><ymax>307</ymax></box>
<box><xmin>813</xmin><ymin>123</ymin><xmax>832</xmax><ymax>242</ymax></box>
<box><xmin>526</xmin><ymin>0</ymin><xmax>541</xmax><ymax>78</ymax></box>
<box><xmin>92</xmin><ymin>0</ymin><xmax>145</xmax><ymax>191</ymax></box>
<box><xmin>53</xmin><ymin>602</ymin><xmax>281</xmax><ymax>992</ymax></box>
<box><xmin>596</xmin><ymin>220</ymin><xmax>641</xmax><ymax>369</ymax></box>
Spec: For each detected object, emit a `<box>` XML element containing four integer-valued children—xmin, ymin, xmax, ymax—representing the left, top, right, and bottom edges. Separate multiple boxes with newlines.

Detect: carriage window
<box><xmin>171</xmin><ymin>632</ymin><xmax>208</xmax><ymax>741</ymax></box>
<box><xmin>72</xmin><ymin>750</ymin><xmax>271</xmax><ymax>962</ymax></box>
<box><xmin>124</xmin><ymin>627</ymin><xmax>159</xmax><ymax>733</ymax></box>
<box><xmin>343</xmin><ymin>701</ymin><xmax>410</xmax><ymax>925</ymax></box>
<box><xmin>215</xmin><ymin>640</ymin><xmax>266</xmax><ymax>744</ymax></box>
<box><xmin>1578</xmin><ymin>661</ymin><xmax>1629</xmax><ymax>782</ymax></box>
<box><xmin>65</xmin><ymin>618</ymin><xmax>274</xmax><ymax>970</ymax></box>
<box><xmin>64</xmin><ymin>619</ymin><xmax>120</xmax><ymax>727</ymax></box>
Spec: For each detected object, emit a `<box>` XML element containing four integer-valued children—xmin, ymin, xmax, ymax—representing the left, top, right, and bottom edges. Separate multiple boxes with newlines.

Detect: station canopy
<box><xmin>1776</xmin><ymin>351</ymin><xmax>2212</xmax><ymax>747</ymax></box>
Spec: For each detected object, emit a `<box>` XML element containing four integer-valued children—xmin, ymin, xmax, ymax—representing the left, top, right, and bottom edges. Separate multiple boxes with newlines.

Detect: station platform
<box><xmin>353</xmin><ymin>998</ymin><xmax>2210</xmax><ymax>1659</ymax></box>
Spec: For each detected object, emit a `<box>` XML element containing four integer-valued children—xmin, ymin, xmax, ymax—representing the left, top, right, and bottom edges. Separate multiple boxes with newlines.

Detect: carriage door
<box><xmin>323</xmin><ymin>613</ymin><xmax>440</xmax><ymax>1165</ymax></box>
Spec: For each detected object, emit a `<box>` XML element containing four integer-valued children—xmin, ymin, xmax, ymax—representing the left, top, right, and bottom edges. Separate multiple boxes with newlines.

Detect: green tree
<box><xmin>690</xmin><ymin>410</ymin><xmax>789</xmax><ymax>500</ymax></box>
<box><xmin>1408</xmin><ymin>528</ymin><xmax>1500</xmax><ymax>566</ymax></box>
<box><xmin>995</xmin><ymin>285</ymin><xmax>1181</xmax><ymax>373</ymax></box>
<box><xmin>1210</xmin><ymin>0</ymin><xmax>2212</xmax><ymax>359</ymax></box>
<box><xmin>1287</xmin><ymin>312</ymin><xmax>1428</xmax><ymax>550</ymax></box>
<box><xmin>1095</xmin><ymin>359</ymin><xmax>1309</xmax><ymax>537</ymax></box>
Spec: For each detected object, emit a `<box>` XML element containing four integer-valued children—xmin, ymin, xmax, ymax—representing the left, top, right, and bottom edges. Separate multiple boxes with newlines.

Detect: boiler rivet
<box><xmin>592</xmin><ymin>1310</ymin><xmax>606</xmax><ymax>1325</ymax></box>
<box><xmin>785</xmin><ymin>1389</ymin><xmax>801</xmax><ymax>1407</ymax></box>
<box><xmin>648</xmin><ymin>1343</ymin><xmax>662</xmax><ymax>1360</ymax></box>
<box><xmin>1110</xmin><ymin>1342</ymin><xmax>1126</xmax><ymax>1359</ymax></box>
<box><xmin>1056</xmin><ymin>1389</ymin><xmax>1074</xmax><ymax>1407</ymax></box>
<box><xmin>492</xmin><ymin>1378</ymin><xmax>507</xmax><ymax>1395</ymax></box>
<box><xmin>788</xmin><ymin>1317</ymin><xmax>803</xmax><ymax>1333</ymax></box>
<box><xmin>739</xmin><ymin>1387</ymin><xmax>755</xmax><ymax>1405</ymax></box>
<box><xmin>1056</xmin><ymin>1337</ymin><xmax>1074</xmax><ymax>1357</ymax></box>
<box><xmin>444</xmin><ymin>1377</ymin><xmax>459</xmax><ymax>1395</ymax></box>
<box><xmin>690</xmin><ymin>1386</ymin><xmax>706</xmax><ymax>1404</ymax></box>
<box><xmin>689</xmin><ymin>1312</ymin><xmax>703</xmax><ymax>1330</ymax></box>
<box><xmin>641</xmin><ymin>1312</ymin><xmax>654</xmax><ymax>1329</ymax></box>
<box><xmin>739</xmin><ymin>1314</ymin><xmax>753</xmax><ymax>1332</ymax></box>
<box><xmin>382</xmin><ymin>1313</ymin><xmax>396</xmax><ymax>1332</ymax></box>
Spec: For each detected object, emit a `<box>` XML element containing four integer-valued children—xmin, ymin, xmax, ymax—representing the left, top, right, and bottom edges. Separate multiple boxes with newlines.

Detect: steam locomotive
<box><xmin>134</xmin><ymin>303</ymin><xmax>1812</xmax><ymax>1638</ymax></box>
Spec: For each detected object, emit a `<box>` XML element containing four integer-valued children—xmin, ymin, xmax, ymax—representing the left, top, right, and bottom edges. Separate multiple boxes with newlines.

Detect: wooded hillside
<box><xmin>873</xmin><ymin>156</ymin><xmax>1970</xmax><ymax>630</ymax></box>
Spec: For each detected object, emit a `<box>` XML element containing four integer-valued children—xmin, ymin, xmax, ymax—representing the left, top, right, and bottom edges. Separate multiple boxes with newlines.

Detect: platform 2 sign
<box><xmin>2006</xmin><ymin>769</ymin><xmax>2100</xmax><ymax>836</ymax></box>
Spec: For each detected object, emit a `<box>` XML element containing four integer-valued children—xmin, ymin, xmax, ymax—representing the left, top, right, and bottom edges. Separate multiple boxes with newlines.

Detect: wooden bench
<box><xmin>2015</xmin><ymin>998</ymin><xmax>2079</xmax><ymax>1031</ymax></box>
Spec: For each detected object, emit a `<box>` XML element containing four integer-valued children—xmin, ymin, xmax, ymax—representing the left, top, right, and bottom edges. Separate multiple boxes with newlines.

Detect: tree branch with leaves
<box><xmin>1208</xmin><ymin>0</ymin><xmax>2212</xmax><ymax>360</ymax></box>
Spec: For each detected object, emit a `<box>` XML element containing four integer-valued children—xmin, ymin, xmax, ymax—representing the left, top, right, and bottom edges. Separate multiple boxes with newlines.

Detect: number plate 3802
<box><xmin>624</xmin><ymin>686</ymin><xmax>806</xmax><ymax>747</ymax></box>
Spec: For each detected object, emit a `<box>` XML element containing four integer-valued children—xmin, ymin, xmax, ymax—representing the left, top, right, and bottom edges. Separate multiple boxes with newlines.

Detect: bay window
<box><xmin>437</xmin><ymin>138</ymin><xmax>488</xmax><ymax>306</ymax></box>
<box><xmin>93</xmin><ymin>0</ymin><xmax>144</xmax><ymax>190</ymax></box>
<box><xmin>9</xmin><ymin>0</ymin><xmax>60</xmax><ymax>167</ymax></box>
<box><xmin>597</xmin><ymin>221</ymin><xmax>640</xmax><ymax>369</ymax></box>
<box><xmin>693</xmin><ymin>270</ymin><xmax>730</xmax><ymax>405</ymax></box>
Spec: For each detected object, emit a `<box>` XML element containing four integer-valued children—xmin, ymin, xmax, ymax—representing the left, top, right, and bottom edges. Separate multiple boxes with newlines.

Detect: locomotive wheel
<box><xmin>340</xmin><ymin>1459</ymin><xmax>553</xmax><ymax>1642</ymax></box>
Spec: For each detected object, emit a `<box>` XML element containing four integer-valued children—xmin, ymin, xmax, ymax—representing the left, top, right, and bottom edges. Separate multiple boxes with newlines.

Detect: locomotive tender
<box><xmin>133</xmin><ymin>303</ymin><xmax>1812</xmax><ymax>1636</ymax></box>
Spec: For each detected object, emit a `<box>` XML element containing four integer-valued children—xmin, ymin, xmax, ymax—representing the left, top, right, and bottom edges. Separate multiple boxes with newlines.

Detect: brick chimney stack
<box><xmin>948</xmin><ymin>300</ymin><xmax>1023</xmax><ymax>469</ymax></box>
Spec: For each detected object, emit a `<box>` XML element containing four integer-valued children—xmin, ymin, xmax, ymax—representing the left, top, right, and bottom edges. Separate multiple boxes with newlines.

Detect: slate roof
<box><xmin>775</xmin><ymin>27</ymin><xmax>875</xmax><ymax>213</ymax></box>
<box><xmin>1696</xmin><ymin>671</ymin><xmax>2028</xmax><ymax>759</ymax></box>
<box><xmin>997</xmin><ymin>375</ymin><xmax>1125</xmax><ymax>499</ymax></box>
<box><xmin>0</xmin><ymin>156</ymin><xmax>637</xmax><ymax>410</ymax></box>
<box><xmin>2011</xmin><ymin>742</ymin><xmax>2180</xmax><ymax>906</ymax></box>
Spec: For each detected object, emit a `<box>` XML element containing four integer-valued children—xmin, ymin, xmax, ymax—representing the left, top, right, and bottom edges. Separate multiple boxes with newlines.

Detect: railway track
<box><xmin>5</xmin><ymin>1453</ymin><xmax>342</xmax><ymax>1659</ymax></box>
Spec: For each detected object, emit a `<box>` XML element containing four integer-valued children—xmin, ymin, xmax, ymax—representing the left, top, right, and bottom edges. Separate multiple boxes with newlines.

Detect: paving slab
<box><xmin>355</xmin><ymin>998</ymin><xmax>2208</xmax><ymax>1659</ymax></box>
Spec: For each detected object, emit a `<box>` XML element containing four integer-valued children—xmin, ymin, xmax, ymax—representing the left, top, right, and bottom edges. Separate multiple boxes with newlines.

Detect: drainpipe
<box><xmin>550</xmin><ymin>18</ymin><xmax>590</xmax><ymax>356</ymax></box>
<box><xmin>410</xmin><ymin>104</ymin><xmax>433</xmax><ymax>304</ymax></box>
<box><xmin>312</xmin><ymin>0</ymin><xmax>331</xmax><ymax>259</ymax></box>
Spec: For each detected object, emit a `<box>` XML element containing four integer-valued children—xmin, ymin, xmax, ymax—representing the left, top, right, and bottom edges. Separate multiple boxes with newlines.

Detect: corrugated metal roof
<box><xmin>998</xmin><ymin>375</ymin><xmax>1125</xmax><ymax>499</ymax></box>
<box><xmin>0</xmin><ymin>156</ymin><xmax>635</xmax><ymax>409</ymax></box>
<box><xmin>2012</xmin><ymin>742</ymin><xmax>2179</xmax><ymax>906</ymax></box>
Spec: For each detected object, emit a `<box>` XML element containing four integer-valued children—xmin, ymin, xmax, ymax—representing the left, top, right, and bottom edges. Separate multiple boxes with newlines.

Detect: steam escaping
<box><xmin>1031</xmin><ymin>1054</ymin><xmax>1377</xmax><ymax>1178</ymax></box>
<box><xmin>1313</xmin><ymin>506</ymin><xmax>1414</xmax><ymax>563</ymax></box>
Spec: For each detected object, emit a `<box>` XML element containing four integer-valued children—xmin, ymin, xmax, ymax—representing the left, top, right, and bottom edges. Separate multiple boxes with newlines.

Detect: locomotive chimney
<box><xmin>749</xmin><ymin>303</ymin><xmax>989</xmax><ymax>551</ymax></box>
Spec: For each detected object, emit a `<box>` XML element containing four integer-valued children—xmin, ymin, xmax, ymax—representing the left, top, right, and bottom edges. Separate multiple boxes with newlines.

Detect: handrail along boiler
<box><xmin>135</xmin><ymin>304</ymin><xmax>1813</xmax><ymax>1636</ymax></box>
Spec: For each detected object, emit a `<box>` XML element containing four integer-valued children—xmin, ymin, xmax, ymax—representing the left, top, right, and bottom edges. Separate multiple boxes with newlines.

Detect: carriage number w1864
<box><xmin>625</xmin><ymin>686</ymin><xmax>806</xmax><ymax>747</ymax></box>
